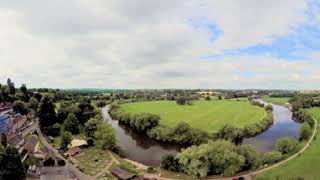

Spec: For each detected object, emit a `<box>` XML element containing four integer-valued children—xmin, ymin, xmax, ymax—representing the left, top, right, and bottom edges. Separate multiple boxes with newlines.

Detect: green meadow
<box><xmin>262</xmin><ymin>97</ymin><xmax>290</xmax><ymax>105</ymax></box>
<box><xmin>256</xmin><ymin>108</ymin><xmax>320</xmax><ymax>180</ymax></box>
<box><xmin>120</xmin><ymin>99</ymin><xmax>266</xmax><ymax>132</ymax></box>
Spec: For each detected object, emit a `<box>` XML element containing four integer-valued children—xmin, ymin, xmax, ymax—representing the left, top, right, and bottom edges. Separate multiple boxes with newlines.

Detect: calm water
<box><xmin>242</xmin><ymin>100</ymin><xmax>301</xmax><ymax>154</ymax></box>
<box><xmin>102</xmin><ymin>100</ymin><xmax>301</xmax><ymax>165</ymax></box>
<box><xmin>102</xmin><ymin>107</ymin><xmax>182</xmax><ymax>166</ymax></box>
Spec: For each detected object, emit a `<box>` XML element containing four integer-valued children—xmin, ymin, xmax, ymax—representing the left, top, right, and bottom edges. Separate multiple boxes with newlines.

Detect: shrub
<box><xmin>276</xmin><ymin>138</ymin><xmax>299</xmax><ymax>154</ymax></box>
<box><xmin>299</xmin><ymin>122</ymin><xmax>312</xmax><ymax>141</ymax></box>
<box><xmin>263</xmin><ymin>151</ymin><xmax>282</xmax><ymax>164</ymax></box>
<box><xmin>160</xmin><ymin>154</ymin><xmax>180</xmax><ymax>172</ymax></box>
<box><xmin>264</xmin><ymin>104</ymin><xmax>273</xmax><ymax>112</ymax></box>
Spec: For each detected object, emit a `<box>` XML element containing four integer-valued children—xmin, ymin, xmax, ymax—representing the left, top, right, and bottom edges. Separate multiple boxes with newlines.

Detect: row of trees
<box><xmin>161</xmin><ymin>137</ymin><xmax>300</xmax><ymax>178</ymax></box>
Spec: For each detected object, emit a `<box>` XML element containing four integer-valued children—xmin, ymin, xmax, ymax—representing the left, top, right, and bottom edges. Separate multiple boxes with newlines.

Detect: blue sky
<box><xmin>0</xmin><ymin>0</ymin><xmax>319</xmax><ymax>89</ymax></box>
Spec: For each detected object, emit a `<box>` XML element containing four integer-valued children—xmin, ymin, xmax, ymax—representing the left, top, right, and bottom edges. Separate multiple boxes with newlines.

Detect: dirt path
<box><xmin>36</xmin><ymin>124</ymin><xmax>93</xmax><ymax>180</ymax></box>
<box><xmin>94</xmin><ymin>159</ymin><xmax>114</xmax><ymax>178</ymax></box>
<box><xmin>250</xmin><ymin>118</ymin><xmax>317</xmax><ymax>177</ymax></box>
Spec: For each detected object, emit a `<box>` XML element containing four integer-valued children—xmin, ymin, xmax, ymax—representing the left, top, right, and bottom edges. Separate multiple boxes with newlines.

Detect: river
<box><xmin>102</xmin><ymin>100</ymin><xmax>301</xmax><ymax>166</ymax></box>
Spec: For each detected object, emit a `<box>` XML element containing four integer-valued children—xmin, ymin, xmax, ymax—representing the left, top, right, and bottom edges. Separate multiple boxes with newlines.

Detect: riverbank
<box><xmin>255</xmin><ymin>108</ymin><xmax>320</xmax><ymax>179</ymax></box>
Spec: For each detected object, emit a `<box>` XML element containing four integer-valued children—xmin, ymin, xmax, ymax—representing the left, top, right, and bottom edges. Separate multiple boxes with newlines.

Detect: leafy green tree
<box><xmin>177</xmin><ymin>140</ymin><xmax>245</xmax><ymax>177</ymax></box>
<box><xmin>84</xmin><ymin>118</ymin><xmax>101</xmax><ymax>137</ymax></box>
<box><xmin>264</xmin><ymin>104</ymin><xmax>273</xmax><ymax>112</ymax></box>
<box><xmin>238</xmin><ymin>145</ymin><xmax>260</xmax><ymax>170</ymax></box>
<box><xmin>12</xmin><ymin>100</ymin><xmax>29</xmax><ymax>115</ymax></box>
<box><xmin>276</xmin><ymin>138</ymin><xmax>299</xmax><ymax>154</ymax></box>
<box><xmin>63</xmin><ymin>113</ymin><xmax>80</xmax><ymax>134</ymax></box>
<box><xmin>263</xmin><ymin>151</ymin><xmax>282</xmax><ymax>164</ymax></box>
<box><xmin>94</xmin><ymin>124</ymin><xmax>116</xmax><ymax>150</ymax></box>
<box><xmin>28</xmin><ymin>97</ymin><xmax>39</xmax><ymax>110</ymax></box>
<box><xmin>161</xmin><ymin>154</ymin><xmax>180</xmax><ymax>172</ymax></box>
<box><xmin>0</xmin><ymin>146</ymin><xmax>26</xmax><ymax>180</ymax></box>
<box><xmin>60</xmin><ymin>131</ymin><xmax>72</xmax><ymax>150</ymax></box>
<box><xmin>38</xmin><ymin>95</ymin><xmax>57</xmax><ymax>133</ymax></box>
<box><xmin>6</xmin><ymin>78</ymin><xmax>15</xmax><ymax>95</ymax></box>
<box><xmin>205</xmin><ymin>96</ymin><xmax>211</xmax><ymax>101</ymax></box>
<box><xmin>216</xmin><ymin>124</ymin><xmax>244</xmax><ymax>143</ymax></box>
<box><xmin>299</xmin><ymin>122</ymin><xmax>312</xmax><ymax>141</ymax></box>
<box><xmin>0</xmin><ymin>133</ymin><xmax>7</xmax><ymax>147</ymax></box>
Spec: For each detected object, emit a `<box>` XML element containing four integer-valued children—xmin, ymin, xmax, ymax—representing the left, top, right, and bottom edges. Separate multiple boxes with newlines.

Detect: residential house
<box><xmin>111</xmin><ymin>168</ymin><xmax>136</xmax><ymax>180</ymax></box>
<box><xmin>65</xmin><ymin>147</ymin><xmax>82</xmax><ymax>157</ymax></box>
<box><xmin>9</xmin><ymin>113</ymin><xmax>28</xmax><ymax>134</ymax></box>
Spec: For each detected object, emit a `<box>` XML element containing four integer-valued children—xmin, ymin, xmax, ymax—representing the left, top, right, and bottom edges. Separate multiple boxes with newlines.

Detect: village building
<box><xmin>24</xmin><ymin>135</ymin><xmax>38</xmax><ymax>156</ymax></box>
<box><xmin>7</xmin><ymin>134</ymin><xmax>25</xmax><ymax>153</ymax></box>
<box><xmin>111</xmin><ymin>168</ymin><xmax>136</xmax><ymax>180</ymax></box>
<box><xmin>64</xmin><ymin>147</ymin><xmax>82</xmax><ymax>157</ymax></box>
<box><xmin>0</xmin><ymin>114</ymin><xmax>9</xmax><ymax>134</ymax></box>
<box><xmin>68</xmin><ymin>139</ymin><xmax>87</xmax><ymax>149</ymax></box>
<box><xmin>9</xmin><ymin>113</ymin><xmax>28</xmax><ymax>134</ymax></box>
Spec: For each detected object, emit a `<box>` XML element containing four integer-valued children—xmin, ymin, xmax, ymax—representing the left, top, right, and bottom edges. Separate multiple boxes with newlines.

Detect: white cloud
<box><xmin>0</xmin><ymin>0</ymin><xmax>318</xmax><ymax>89</ymax></box>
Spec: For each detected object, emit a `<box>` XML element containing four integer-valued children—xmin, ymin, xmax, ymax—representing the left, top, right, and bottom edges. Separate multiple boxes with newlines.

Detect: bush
<box><xmin>147</xmin><ymin>167</ymin><xmax>156</xmax><ymax>173</ymax></box>
<box><xmin>86</xmin><ymin>138</ymin><xmax>94</xmax><ymax>146</ymax></box>
<box><xmin>238</xmin><ymin>145</ymin><xmax>260</xmax><ymax>170</ymax></box>
<box><xmin>276</xmin><ymin>138</ymin><xmax>299</xmax><ymax>154</ymax></box>
<box><xmin>263</xmin><ymin>151</ymin><xmax>282</xmax><ymax>164</ymax></box>
<box><xmin>264</xmin><ymin>104</ymin><xmax>273</xmax><ymax>112</ymax></box>
<box><xmin>299</xmin><ymin>122</ymin><xmax>313</xmax><ymax>141</ymax></box>
<box><xmin>161</xmin><ymin>154</ymin><xmax>180</xmax><ymax>172</ymax></box>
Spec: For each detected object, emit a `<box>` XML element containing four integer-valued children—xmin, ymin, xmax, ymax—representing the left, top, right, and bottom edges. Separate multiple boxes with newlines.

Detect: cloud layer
<box><xmin>0</xmin><ymin>0</ymin><xmax>319</xmax><ymax>89</ymax></box>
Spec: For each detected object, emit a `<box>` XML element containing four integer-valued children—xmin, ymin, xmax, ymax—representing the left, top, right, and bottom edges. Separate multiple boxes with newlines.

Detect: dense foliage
<box><xmin>173</xmin><ymin>140</ymin><xmax>261</xmax><ymax>177</ymax></box>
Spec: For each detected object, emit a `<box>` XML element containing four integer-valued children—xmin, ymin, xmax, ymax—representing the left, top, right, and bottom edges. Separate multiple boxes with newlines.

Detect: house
<box><xmin>9</xmin><ymin>114</ymin><xmax>28</xmax><ymax>134</ymax></box>
<box><xmin>68</xmin><ymin>139</ymin><xmax>87</xmax><ymax>149</ymax></box>
<box><xmin>65</xmin><ymin>147</ymin><xmax>82</xmax><ymax>157</ymax></box>
<box><xmin>40</xmin><ymin>167</ymin><xmax>77</xmax><ymax>180</ymax></box>
<box><xmin>24</xmin><ymin>135</ymin><xmax>38</xmax><ymax>155</ymax></box>
<box><xmin>7</xmin><ymin>134</ymin><xmax>25</xmax><ymax>153</ymax></box>
<box><xmin>111</xmin><ymin>168</ymin><xmax>136</xmax><ymax>180</ymax></box>
<box><xmin>0</xmin><ymin>114</ymin><xmax>9</xmax><ymax>134</ymax></box>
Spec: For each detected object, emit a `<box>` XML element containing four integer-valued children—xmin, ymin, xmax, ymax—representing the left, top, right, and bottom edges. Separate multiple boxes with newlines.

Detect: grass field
<box><xmin>120</xmin><ymin>100</ymin><xmax>266</xmax><ymax>132</ymax></box>
<box><xmin>74</xmin><ymin>147</ymin><xmax>111</xmax><ymax>176</ymax></box>
<box><xmin>256</xmin><ymin>108</ymin><xmax>320</xmax><ymax>180</ymax></box>
<box><xmin>262</xmin><ymin>97</ymin><xmax>290</xmax><ymax>105</ymax></box>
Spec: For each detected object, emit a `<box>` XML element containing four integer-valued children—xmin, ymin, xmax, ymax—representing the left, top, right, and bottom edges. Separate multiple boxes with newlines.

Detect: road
<box><xmin>36</xmin><ymin>123</ymin><xmax>93</xmax><ymax>180</ymax></box>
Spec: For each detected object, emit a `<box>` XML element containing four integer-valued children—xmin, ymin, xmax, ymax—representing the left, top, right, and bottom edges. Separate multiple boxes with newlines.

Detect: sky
<box><xmin>0</xmin><ymin>0</ymin><xmax>319</xmax><ymax>89</ymax></box>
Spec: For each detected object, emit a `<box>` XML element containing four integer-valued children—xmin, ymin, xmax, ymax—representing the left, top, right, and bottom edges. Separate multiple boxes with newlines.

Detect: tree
<box><xmin>6</xmin><ymin>78</ymin><xmax>15</xmax><ymax>95</ymax></box>
<box><xmin>38</xmin><ymin>95</ymin><xmax>57</xmax><ymax>134</ymax></box>
<box><xmin>20</xmin><ymin>84</ymin><xmax>28</xmax><ymax>95</ymax></box>
<box><xmin>161</xmin><ymin>154</ymin><xmax>180</xmax><ymax>172</ymax></box>
<box><xmin>263</xmin><ymin>151</ymin><xmax>282</xmax><ymax>164</ymax></box>
<box><xmin>12</xmin><ymin>100</ymin><xmax>29</xmax><ymax>115</ymax></box>
<box><xmin>205</xmin><ymin>96</ymin><xmax>211</xmax><ymax>101</ymax></box>
<box><xmin>94</xmin><ymin>124</ymin><xmax>116</xmax><ymax>150</ymax></box>
<box><xmin>276</xmin><ymin>138</ymin><xmax>299</xmax><ymax>154</ymax></box>
<box><xmin>0</xmin><ymin>146</ymin><xmax>26</xmax><ymax>180</ymax></box>
<box><xmin>177</xmin><ymin>140</ymin><xmax>245</xmax><ymax>177</ymax></box>
<box><xmin>60</xmin><ymin>131</ymin><xmax>72</xmax><ymax>150</ymax></box>
<box><xmin>264</xmin><ymin>104</ymin><xmax>273</xmax><ymax>112</ymax></box>
<box><xmin>216</xmin><ymin>124</ymin><xmax>244</xmax><ymax>143</ymax></box>
<box><xmin>299</xmin><ymin>122</ymin><xmax>312</xmax><ymax>141</ymax></box>
<box><xmin>238</xmin><ymin>145</ymin><xmax>260</xmax><ymax>170</ymax></box>
<box><xmin>84</xmin><ymin>118</ymin><xmax>100</xmax><ymax>137</ymax></box>
<box><xmin>28</xmin><ymin>97</ymin><xmax>39</xmax><ymax>110</ymax></box>
<box><xmin>63</xmin><ymin>113</ymin><xmax>80</xmax><ymax>134</ymax></box>
<box><xmin>0</xmin><ymin>133</ymin><xmax>7</xmax><ymax>147</ymax></box>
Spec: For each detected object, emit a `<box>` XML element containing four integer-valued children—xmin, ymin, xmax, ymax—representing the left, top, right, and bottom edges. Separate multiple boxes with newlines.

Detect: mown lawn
<box><xmin>120</xmin><ymin>100</ymin><xmax>266</xmax><ymax>132</ymax></box>
<box><xmin>74</xmin><ymin>147</ymin><xmax>111</xmax><ymax>176</ymax></box>
<box><xmin>262</xmin><ymin>97</ymin><xmax>290</xmax><ymax>105</ymax></box>
<box><xmin>256</xmin><ymin>108</ymin><xmax>320</xmax><ymax>180</ymax></box>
